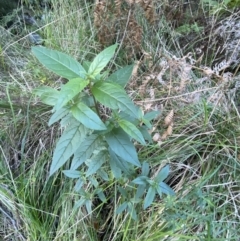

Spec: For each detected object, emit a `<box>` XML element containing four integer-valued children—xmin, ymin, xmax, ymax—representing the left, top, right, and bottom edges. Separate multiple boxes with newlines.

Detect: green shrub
<box><xmin>32</xmin><ymin>44</ymin><xmax>175</xmax><ymax>219</ymax></box>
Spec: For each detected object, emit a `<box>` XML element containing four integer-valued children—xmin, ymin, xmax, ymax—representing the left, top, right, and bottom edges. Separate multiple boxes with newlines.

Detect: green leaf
<box><xmin>109</xmin><ymin>151</ymin><xmax>122</xmax><ymax>178</ymax></box>
<box><xmin>144</xmin><ymin>110</ymin><xmax>161</xmax><ymax>121</ymax></box>
<box><xmin>107</xmin><ymin>64</ymin><xmax>134</xmax><ymax>87</ymax></box>
<box><xmin>74</xmin><ymin>198</ymin><xmax>86</xmax><ymax>210</ymax></box>
<box><xmin>92</xmin><ymin>82</ymin><xmax>138</xmax><ymax>118</ymax></box>
<box><xmin>81</xmin><ymin>95</ymin><xmax>95</xmax><ymax>107</ymax></box>
<box><xmin>156</xmin><ymin>184</ymin><xmax>162</xmax><ymax>198</ymax></box>
<box><xmin>88</xmin><ymin>44</ymin><xmax>117</xmax><ymax>77</ymax></box>
<box><xmin>118</xmin><ymin>119</ymin><xmax>146</xmax><ymax>145</ymax></box>
<box><xmin>141</xmin><ymin>161</ymin><xmax>150</xmax><ymax>176</ymax></box>
<box><xmin>86</xmin><ymin>150</ymin><xmax>107</xmax><ymax>177</ymax></box>
<box><xmin>109</xmin><ymin>148</ymin><xmax>134</xmax><ymax>177</ymax></box>
<box><xmin>33</xmin><ymin>86</ymin><xmax>60</xmax><ymax>106</ymax></box>
<box><xmin>60</xmin><ymin>114</ymin><xmax>76</xmax><ymax>128</ymax></box>
<box><xmin>132</xmin><ymin>176</ymin><xmax>148</xmax><ymax>185</ymax></box>
<box><xmin>118</xmin><ymin>111</ymin><xmax>138</xmax><ymax>124</ymax></box>
<box><xmin>118</xmin><ymin>186</ymin><xmax>128</xmax><ymax>197</ymax></box>
<box><xmin>71</xmin><ymin>134</ymin><xmax>101</xmax><ymax>170</ymax></box>
<box><xmin>146</xmin><ymin>179</ymin><xmax>154</xmax><ymax>186</ymax></box>
<box><xmin>137</xmin><ymin>107</ymin><xmax>144</xmax><ymax>119</ymax></box>
<box><xmin>62</xmin><ymin>170</ymin><xmax>81</xmax><ymax>178</ymax></box>
<box><xmin>155</xmin><ymin>165</ymin><xmax>170</xmax><ymax>183</ymax></box>
<box><xmin>95</xmin><ymin>188</ymin><xmax>107</xmax><ymax>202</ymax></box>
<box><xmin>50</xmin><ymin>120</ymin><xmax>88</xmax><ymax>176</ymax></box>
<box><xmin>139</xmin><ymin>126</ymin><xmax>152</xmax><ymax>143</ymax></box>
<box><xmin>127</xmin><ymin>202</ymin><xmax>138</xmax><ymax>220</ymax></box>
<box><xmin>85</xmin><ymin>200</ymin><xmax>92</xmax><ymax>214</ymax></box>
<box><xmin>159</xmin><ymin>182</ymin><xmax>175</xmax><ymax>196</ymax></box>
<box><xmin>54</xmin><ymin>78</ymin><xmax>89</xmax><ymax>111</ymax></box>
<box><xmin>48</xmin><ymin>106</ymin><xmax>70</xmax><ymax>126</ymax></box>
<box><xmin>144</xmin><ymin>186</ymin><xmax>156</xmax><ymax>209</ymax></box>
<box><xmin>34</xmin><ymin>86</ymin><xmax>55</xmax><ymax>97</ymax></box>
<box><xmin>97</xmin><ymin>169</ymin><xmax>109</xmax><ymax>181</ymax></box>
<box><xmin>83</xmin><ymin>61</ymin><xmax>91</xmax><ymax>72</ymax></box>
<box><xmin>32</xmin><ymin>46</ymin><xmax>86</xmax><ymax>79</ymax></box>
<box><xmin>89</xmin><ymin>176</ymin><xmax>99</xmax><ymax>187</ymax></box>
<box><xmin>74</xmin><ymin>178</ymin><xmax>84</xmax><ymax>192</ymax></box>
<box><xmin>116</xmin><ymin>202</ymin><xmax>128</xmax><ymax>214</ymax></box>
<box><xmin>71</xmin><ymin>102</ymin><xmax>106</xmax><ymax>130</ymax></box>
<box><xmin>106</xmin><ymin>128</ymin><xmax>140</xmax><ymax>167</ymax></box>
<box><xmin>135</xmin><ymin>185</ymin><xmax>146</xmax><ymax>199</ymax></box>
<box><xmin>142</xmin><ymin>118</ymin><xmax>152</xmax><ymax>128</ymax></box>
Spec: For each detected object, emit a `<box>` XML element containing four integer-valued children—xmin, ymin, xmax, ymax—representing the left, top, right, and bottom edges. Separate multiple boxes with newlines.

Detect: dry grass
<box><xmin>94</xmin><ymin>0</ymin><xmax>157</xmax><ymax>59</ymax></box>
<box><xmin>1</xmin><ymin>0</ymin><xmax>240</xmax><ymax>240</ymax></box>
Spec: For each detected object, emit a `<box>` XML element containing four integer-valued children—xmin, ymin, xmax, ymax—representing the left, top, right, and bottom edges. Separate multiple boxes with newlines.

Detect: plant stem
<box><xmin>93</xmin><ymin>95</ymin><xmax>100</xmax><ymax>117</ymax></box>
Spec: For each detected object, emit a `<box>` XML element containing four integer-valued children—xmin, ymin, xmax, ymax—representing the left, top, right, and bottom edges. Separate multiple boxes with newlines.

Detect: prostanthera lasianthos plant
<box><xmin>31</xmin><ymin>44</ymin><xmax>174</xmax><ymax>219</ymax></box>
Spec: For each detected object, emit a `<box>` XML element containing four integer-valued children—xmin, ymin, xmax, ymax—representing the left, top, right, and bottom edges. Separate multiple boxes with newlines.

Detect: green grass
<box><xmin>1</xmin><ymin>0</ymin><xmax>240</xmax><ymax>240</ymax></box>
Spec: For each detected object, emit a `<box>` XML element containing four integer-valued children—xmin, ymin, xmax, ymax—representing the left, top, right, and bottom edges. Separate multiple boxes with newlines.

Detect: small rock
<box><xmin>28</xmin><ymin>33</ymin><xmax>43</xmax><ymax>45</ymax></box>
<box><xmin>21</xmin><ymin>12</ymin><xmax>38</xmax><ymax>26</ymax></box>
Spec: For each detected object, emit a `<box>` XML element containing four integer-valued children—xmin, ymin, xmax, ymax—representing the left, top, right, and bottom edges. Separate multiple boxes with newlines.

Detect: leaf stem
<box><xmin>92</xmin><ymin>92</ymin><xmax>100</xmax><ymax>117</ymax></box>
<box><xmin>88</xmin><ymin>79</ymin><xmax>101</xmax><ymax>117</ymax></box>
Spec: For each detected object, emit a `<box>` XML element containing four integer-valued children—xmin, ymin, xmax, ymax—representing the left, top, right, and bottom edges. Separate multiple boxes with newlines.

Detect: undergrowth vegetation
<box><xmin>0</xmin><ymin>0</ymin><xmax>240</xmax><ymax>240</ymax></box>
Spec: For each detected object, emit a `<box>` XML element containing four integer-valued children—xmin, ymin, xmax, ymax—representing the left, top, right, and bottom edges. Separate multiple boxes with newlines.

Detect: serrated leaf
<box><xmin>116</xmin><ymin>202</ymin><xmax>128</xmax><ymax>214</ymax></box>
<box><xmin>107</xmin><ymin>64</ymin><xmax>134</xmax><ymax>87</ymax></box>
<box><xmin>71</xmin><ymin>134</ymin><xmax>101</xmax><ymax>170</ymax></box>
<box><xmin>144</xmin><ymin>110</ymin><xmax>161</xmax><ymax>121</ymax></box>
<box><xmin>50</xmin><ymin>121</ymin><xmax>88</xmax><ymax>176</ymax></box>
<box><xmin>71</xmin><ymin>102</ymin><xmax>106</xmax><ymax>130</ymax></box>
<box><xmin>144</xmin><ymin>186</ymin><xmax>156</xmax><ymax>209</ymax></box>
<box><xmin>54</xmin><ymin>78</ymin><xmax>89</xmax><ymax>111</ymax></box>
<box><xmin>33</xmin><ymin>86</ymin><xmax>60</xmax><ymax>106</ymax></box>
<box><xmin>88</xmin><ymin>44</ymin><xmax>117</xmax><ymax>77</ymax></box>
<box><xmin>32</xmin><ymin>46</ymin><xmax>86</xmax><ymax>79</ymax></box>
<box><xmin>62</xmin><ymin>170</ymin><xmax>81</xmax><ymax>178</ymax></box>
<box><xmin>155</xmin><ymin>165</ymin><xmax>170</xmax><ymax>183</ymax></box>
<box><xmin>92</xmin><ymin>82</ymin><xmax>138</xmax><ymax>118</ymax></box>
<box><xmin>106</xmin><ymin>128</ymin><xmax>140</xmax><ymax>167</ymax></box>
<box><xmin>118</xmin><ymin>119</ymin><xmax>146</xmax><ymax>145</ymax></box>
<box><xmin>86</xmin><ymin>150</ymin><xmax>107</xmax><ymax>177</ymax></box>
<box><xmin>48</xmin><ymin>106</ymin><xmax>70</xmax><ymax>126</ymax></box>
<box><xmin>159</xmin><ymin>182</ymin><xmax>175</xmax><ymax>196</ymax></box>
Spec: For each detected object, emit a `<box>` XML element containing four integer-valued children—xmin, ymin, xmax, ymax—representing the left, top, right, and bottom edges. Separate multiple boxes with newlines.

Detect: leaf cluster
<box><xmin>32</xmin><ymin>44</ymin><xmax>174</xmax><ymax>219</ymax></box>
